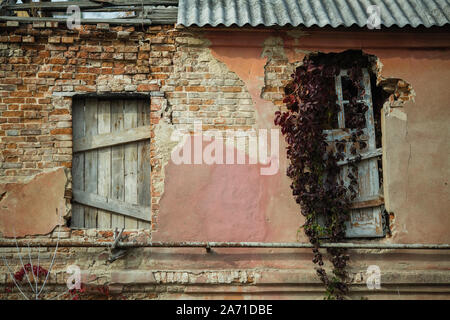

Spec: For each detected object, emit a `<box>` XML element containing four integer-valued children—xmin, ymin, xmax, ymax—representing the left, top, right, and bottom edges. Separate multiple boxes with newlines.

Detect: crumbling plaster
<box><xmin>0</xmin><ymin>167</ymin><xmax>67</xmax><ymax>237</ymax></box>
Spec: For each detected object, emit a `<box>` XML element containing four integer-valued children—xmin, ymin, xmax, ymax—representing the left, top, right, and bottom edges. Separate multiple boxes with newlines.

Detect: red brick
<box><xmin>2</xmin><ymin>79</ymin><xmax>22</xmax><ymax>85</ymax></box>
<box><xmin>10</xmin><ymin>91</ymin><xmax>31</xmax><ymax>97</ymax></box>
<box><xmin>113</xmin><ymin>67</ymin><xmax>125</xmax><ymax>75</ymax></box>
<box><xmin>61</xmin><ymin>37</ymin><xmax>74</xmax><ymax>44</ymax></box>
<box><xmin>222</xmin><ymin>87</ymin><xmax>242</xmax><ymax>93</ymax></box>
<box><xmin>38</xmin><ymin>72</ymin><xmax>60</xmax><ymax>78</ymax></box>
<box><xmin>83</xmin><ymin>46</ymin><xmax>102</xmax><ymax>53</ymax></box>
<box><xmin>48</xmin><ymin>36</ymin><xmax>61</xmax><ymax>44</ymax></box>
<box><xmin>185</xmin><ymin>86</ymin><xmax>206</xmax><ymax>92</ymax></box>
<box><xmin>7</xmin><ymin>105</ymin><xmax>19</xmax><ymax>110</ymax></box>
<box><xmin>49</xmin><ymin>109</ymin><xmax>70</xmax><ymax>115</ymax></box>
<box><xmin>38</xmin><ymin>98</ymin><xmax>51</xmax><ymax>104</ymax></box>
<box><xmin>9</xmin><ymin>35</ymin><xmax>21</xmax><ymax>42</ymax></box>
<box><xmin>49</xmin><ymin>58</ymin><xmax>67</xmax><ymax>65</ymax></box>
<box><xmin>137</xmin><ymin>84</ymin><xmax>159</xmax><ymax>92</ymax></box>
<box><xmin>9</xmin><ymin>57</ymin><xmax>28</xmax><ymax>64</ymax></box>
<box><xmin>152</xmin><ymin>74</ymin><xmax>169</xmax><ymax>80</ymax></box>
<box><xmin>75</xmin><ymin>74</ymin><xmax>96</xmax><ymax>81</ymax></box>
<box><xmin>2</xmin><ymin>111</ymin><xmax>24</xmax><ymax>117</ymax></box>
<box><xmin>21</xmin><ymin>105</ymin><xmax>42</xmax><ymax>110</ymax></box>
<box><xmin>39</xmin><ymin>51</ymin><xmax>50</xmax><ymax>58</ymax></box>
<box><xmin>50</xmin><ymin>128</ymin><xmax>72</xmax><ymax>135</ymax></box>
<box><xmin>152</xmin><ymin>45</ymin><xmax>176</xmax><ymax>52</ymax></box>
<box><xmin>74</xmin><ymin>85</ymin><xmax>96</xmax><ymax>92</ymax></box>
<box><xmin>76</xmin><ymin>67</ymin><xmax>89</xmax><ymax>73</ymax></box>
<box><xmin>89</xmin><ymin>68</ymin><xmax>102</xmax><ymax>74</ymax></box>
<box><xmin>101</xmin><ymin>52</ymin><xmax>114</xmax><ymax>59</ymax></box>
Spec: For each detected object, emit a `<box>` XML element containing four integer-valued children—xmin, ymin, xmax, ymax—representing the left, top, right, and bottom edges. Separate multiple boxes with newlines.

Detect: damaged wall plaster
<box><xmin>0</xmin><ymin>167</ymin><xmax>67</xmax><ymax>237</ymax></box>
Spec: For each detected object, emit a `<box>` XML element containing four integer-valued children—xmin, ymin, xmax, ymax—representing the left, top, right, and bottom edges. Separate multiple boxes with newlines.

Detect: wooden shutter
<box><xmin>321</xmin><ymin>68</ymin><xmax>384</xmax><ymax>238</ymax></box>
<box><xmin>72</xmin><ymin>97</ymin><xmax>151</xmax><ymax>229</ymax></box>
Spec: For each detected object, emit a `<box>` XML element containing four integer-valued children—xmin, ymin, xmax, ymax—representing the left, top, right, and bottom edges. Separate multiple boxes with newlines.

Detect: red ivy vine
<box><xmin>4</xmin><ymin>264</ymin><xmax>124</xmax><ymax>300</ymax></box>
<box><xmin>13</xmin><ymin>263</ymin><xmax>48</xmax><ymax>282</ymax></box>
<box><xmin>4</xmin><ymin>263</ymin><xmax>49</xmax><ymax>294</ymax></box>
<box><xmin>275</xmin><ymin>51</ymin><xmax>372</xmax><ymax>299</ymax></box>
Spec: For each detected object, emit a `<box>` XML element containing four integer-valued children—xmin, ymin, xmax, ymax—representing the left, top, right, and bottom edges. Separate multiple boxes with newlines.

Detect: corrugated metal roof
<box><xmin>177</xmin><ymin>0</ymin><xmax>450</xmax><ymax>28</ymax></box>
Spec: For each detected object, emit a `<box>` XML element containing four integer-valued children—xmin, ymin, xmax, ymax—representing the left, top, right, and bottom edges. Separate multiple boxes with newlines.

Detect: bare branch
<box><xmin>27</xmin><ymin>243</ymin><xmax>38</xmax><ymax>299</ymax></box>
<box><xmin>37</xmin><ymin>209</ymin><xmax>62</xmax><ymax>297</ymax></box>
<box><xmin>13</xmin><ymin>229</ymin><xmax>35</xmax><ymax>294</ymax></box>
<box><xmin>1</xmin><ymin>254</ymin><xmax>29</xmax><ymax>300</ymax></box>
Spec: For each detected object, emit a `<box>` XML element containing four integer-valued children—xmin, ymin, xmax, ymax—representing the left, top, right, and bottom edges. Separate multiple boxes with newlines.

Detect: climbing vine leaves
<box><xmin>275</xmin><ymin>52</ymin><xmax>371</xmax><ymax>299</ymax></box>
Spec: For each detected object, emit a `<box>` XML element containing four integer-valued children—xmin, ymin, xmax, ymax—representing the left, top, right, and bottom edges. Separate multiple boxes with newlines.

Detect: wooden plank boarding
<box><xmin>111</xmin><ymin>99</ymin><xmax>125</xmax><ymax>228</ymax></box>
<box><xmin>137</xmin><ymin>99</ymin><xmax>151</xmax><ymax>229</ymax></box>
<box><xmin>72</xmin><ymin>190</ymin><xmax>151</xmax><ymax>222</ymax></box>
<box><xmin>72</xmin><ymin>97</ymin><xmax>151</xmax><ymax>229</ymax></box>
<box><xmin>97</xmin><ymin>99</ymin><xmax>112</xmax><ymax>228</ymax></box>
<box><xmin>73</xmin><ymin>126</ymin><xmax>151</xmax><ymax>153</ymax></box>
<box><xmin>84</xmin><ymin>98</ymin><xmax>98</xmax><ymax>228</ymax></box>
<box><xmin>71</xmin><ymin>99</ymin><xmax>85</xmax><ymax>228</ymax></box>
<box><xmin>350</xmin><ymin>196</ymin><xmax>384</xmax><ymax>209</ymax></box>
<box><xmin>337</xmin><ymin>148</ymin><xmax>382</xmax><ymax>166</ymax></box>
<box><xmin>124</xmin><ymin>99</ymin><xmax>138</xmax><ymax>228</ymax></box>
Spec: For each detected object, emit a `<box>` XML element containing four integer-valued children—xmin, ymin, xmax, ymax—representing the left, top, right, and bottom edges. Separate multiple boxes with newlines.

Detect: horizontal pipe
<box><xmin>0</xmin><ymin>240</ymin><xmax>448</xmax><ymax>250</ymax></box>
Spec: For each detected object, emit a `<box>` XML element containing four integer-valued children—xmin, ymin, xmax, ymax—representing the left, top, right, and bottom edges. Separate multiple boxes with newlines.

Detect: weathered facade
<box><xmin>0</xmin><ymin>0</ymin><xmax>449</xmax><ymax>300</ymax></box>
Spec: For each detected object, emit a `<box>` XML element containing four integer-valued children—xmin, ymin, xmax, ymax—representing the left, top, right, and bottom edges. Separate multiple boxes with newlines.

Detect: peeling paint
<box><xmin>0</xmin><ymin>168</ymin><xmax>67</xmax><ymax>237</ymax></box>
<box><xmin>387</xmin><ymin>108</ymin><xmax>408</xmax><ymax>121</ymax></box>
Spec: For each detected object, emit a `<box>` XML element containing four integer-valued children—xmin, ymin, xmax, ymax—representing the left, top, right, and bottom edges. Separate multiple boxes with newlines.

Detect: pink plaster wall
<box><xmin>153</xmin><ymin>135</ymin><xmax>302</xmax><ymax>242</ymax></box>
<box><xmin>0</xmin><ymin>168</ymin><xmax>66</xmax><ymax>237</ymax></box>
<box><xmin>156</xmin><ymin>29</ymin><xmax>450</xmax><ymax>246</ymax></box>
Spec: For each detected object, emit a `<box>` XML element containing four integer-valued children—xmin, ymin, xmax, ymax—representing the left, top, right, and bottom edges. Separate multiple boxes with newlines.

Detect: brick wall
<box><xmin>165</xmin><ymin>35</ymin><xmax>255</xmax><ymax>130</ymax></box>
<box><xmin>0</xmin><ymin>22</ymin><xmax>261</xmax><ymax>233</ymax></box>
<box><xmin>0</xmin><ymin>23</ymin><xmax>172</xmax><ymax>181</ymax></box>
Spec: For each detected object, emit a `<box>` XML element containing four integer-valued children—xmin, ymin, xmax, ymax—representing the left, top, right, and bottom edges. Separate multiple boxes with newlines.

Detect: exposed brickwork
<box><xmin>260</xmin><ymin>37</ymin><xmax>296</xmax><ymax>107</ymax></box>
<box><xmin>0</xmin><ymin>24</ymin><xmax>175</xmax><ymax>182</ymax></box>
<box><xmin>163</xmin><ymin>34</ymin><xmax>255</xmax><ymax>131</ymax></box>
<box><xmin>0</xmin><ymin>22</ymin><xmax>260</xmax><ymax>235</ymax></box>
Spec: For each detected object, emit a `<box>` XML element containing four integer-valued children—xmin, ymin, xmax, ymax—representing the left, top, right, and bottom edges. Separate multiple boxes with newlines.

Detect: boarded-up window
<box><xmin>71</xmin><ymin>97</ymin><xmax>151</xmax><ymax>229</ymax></box>
<box><xmin>321</xmin><ymin>68</ymin><xmax>384</xmax><ymax>238</ymax></box>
